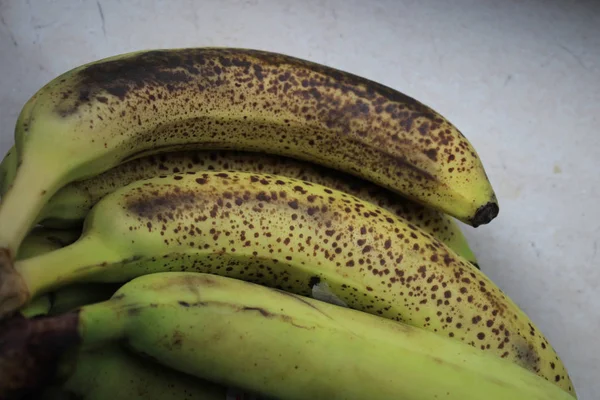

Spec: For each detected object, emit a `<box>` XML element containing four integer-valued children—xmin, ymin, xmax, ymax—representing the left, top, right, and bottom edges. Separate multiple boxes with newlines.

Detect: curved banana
<box><xmin>33</xmin><ymin>148</ymin><xmax>477</xmax><ymax>265</ymax></box>
<box><xmin>0</xmin><ymin>272</ymin><xmax>574</xmax><ymax>399</ymax></box>
<box><xmin>39</xmin><ymin>344</ymin><xmax>228</xmax><ymax>400</ymax></box>
<box><xmin>1</xmin><ymin>171</ymin><xmax>571</xmax><ymax>392</ymax></box>
<box><xmin>0</xmin><ymin>47</ymin><xmax>498</xmax><ymax>258</ymax></box>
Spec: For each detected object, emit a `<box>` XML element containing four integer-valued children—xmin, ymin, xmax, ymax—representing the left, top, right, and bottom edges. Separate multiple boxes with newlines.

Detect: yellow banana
<box><xmin>30</xmin><ymin>148</ymin><xmax>477</xmax><ymax>266</ymax></box>
<box><xmin>0</xmin><ymin>47</ymin><xmax>498</xmax><ymax>259</ymax></box>
<box><xmin>0</xmin><ymin>171</ymin><xmax>571</xmax><ymax>392</ymax></box>
<box><xmin>0</xmin><ymin>272</ymin><xmax>574</xmax><ymax>399</ymax></box>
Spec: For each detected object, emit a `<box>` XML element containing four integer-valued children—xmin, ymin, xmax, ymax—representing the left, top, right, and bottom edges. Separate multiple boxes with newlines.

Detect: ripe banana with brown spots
<box><xmin>0</xmin><ymin>272</ymin><xmax>574</xmax><ymax>400</ymax></box>
<box><xmin>25</xmin><ymin>148</ymin><xmax>477</xmax><ymax>266</ymax></box>
<box><xmin>0</xmin><ymin>47</ymin><xmax>499</xmax><ymax>260</ymax></box>
<box><xmin>0</xmin><ymin>171</ymin><xmax>572</xmax><ymax>393</ymax></box>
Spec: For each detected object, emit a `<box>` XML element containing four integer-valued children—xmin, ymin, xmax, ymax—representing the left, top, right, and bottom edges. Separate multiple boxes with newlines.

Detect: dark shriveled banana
<box><xmin>0</xmin><ymin>171</ymin><xmax>571</xmax><ymax>393</ymax></box>
<box><xmin>0</xmin><ymin>47</ymin><xmax>498</xmax><ymax>259</ymax></box>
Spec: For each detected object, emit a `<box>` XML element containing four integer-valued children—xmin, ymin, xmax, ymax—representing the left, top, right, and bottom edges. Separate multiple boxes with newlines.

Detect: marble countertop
<box><xmin>0</xmin><ymin>0</ymin><xmax>598</xmax><ymax>398</ymax></box>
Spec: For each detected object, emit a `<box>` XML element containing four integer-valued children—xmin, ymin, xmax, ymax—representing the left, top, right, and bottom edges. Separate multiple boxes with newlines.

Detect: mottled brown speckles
<box><xmin>49</xmin><ymin>48</ymin><xmax>496</xmax><ymax>228</ymax></box>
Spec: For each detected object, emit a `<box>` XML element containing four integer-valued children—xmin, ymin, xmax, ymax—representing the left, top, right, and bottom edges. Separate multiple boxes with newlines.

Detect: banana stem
<box><xmin>15</xmin><ymin>233</ymin><xmax>119</xmax><ymax>306</ymax></box>
<box><xmin>0</xmin><ymin>154</ymin><xmax>67</xmax><ymax>256</ymax></box>
<box><xmin>77</xmin><ymin>299</ymin><xmax>129</xmax><ymax>347</ymax></box>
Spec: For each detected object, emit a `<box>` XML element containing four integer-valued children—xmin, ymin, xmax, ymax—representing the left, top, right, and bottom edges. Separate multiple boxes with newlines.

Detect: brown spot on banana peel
<box><xmin>0</xmin><ymin>312</ymin><xmax>80</xmax><ymax>399</ymax></box>
<box><xmin>50</xmin><ymin>48</ymin><xmax>497</xmax><ymax>225</ymax></box>
<box><xmin>240</xmin><ymin>305</ymin><xmax>312</xmax><ymax>330</ymax></box>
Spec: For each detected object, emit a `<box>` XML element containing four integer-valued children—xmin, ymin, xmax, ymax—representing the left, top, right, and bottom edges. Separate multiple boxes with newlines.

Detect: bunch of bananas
<box><xmin>0</xmin><ymin>48</ymin><xmax>575</xmax><ymax>399</ymax></box>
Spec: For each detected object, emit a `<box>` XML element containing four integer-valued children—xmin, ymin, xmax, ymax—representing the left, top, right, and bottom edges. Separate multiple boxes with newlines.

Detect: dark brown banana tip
<box><xmin>470</xmin><ymin>202</ymin><xmax>500</xmax><ymax>227</ymax></box>
<box><xmin>0</xmin><ymin>312</ymin><xmax>80</xmax><ymax>400</ymax></box>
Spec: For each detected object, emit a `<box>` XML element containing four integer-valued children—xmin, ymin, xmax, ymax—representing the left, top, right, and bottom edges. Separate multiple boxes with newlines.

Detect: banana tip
<box><xmin>470</xmin><ymin>202</ymin><xmax>499</xmax><ymax>227</ymax></box>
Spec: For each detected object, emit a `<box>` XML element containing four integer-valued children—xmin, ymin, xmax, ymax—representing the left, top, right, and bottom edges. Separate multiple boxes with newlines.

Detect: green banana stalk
<box><xmin>0</xmin><ymin>272</ymin><xmax>574</xmax><ymax>400</ymax></box>
<box><xmin>26</xmin><ymin>148</ymin><xmax>477</xmax><ymax>266</ymax></box>
<box><xmin>37</xmin><ymin>344</ymin><xmax>229</xmax><ymax>400</ymax></box>
<box><xmin>0</xmin><ymin>47</ymin><xmax>499</xmax><ymax>259</ymax></box>
<box><xmin>0</xmin><ymin>171</ymin><xmax>572</xmax><ymax>393</ymax></box>
<box><xmin>17</xmin><ymin>227</ymin><xmax>81</xmax><ymax>317</ymax></box>
<box><xmin>16</xmin><ymin>227</ymin><xmax>81</xmax><ymax>261</ymax></box>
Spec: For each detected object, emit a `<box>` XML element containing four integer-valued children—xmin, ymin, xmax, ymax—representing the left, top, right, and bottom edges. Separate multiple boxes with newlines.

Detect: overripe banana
<box><xmin>0</xmin><ymin>171</ymin><xmax>572</xmax><ymax>392</ymax></box>
<box><xmin>31</xmin><ymin>148</ymin><xmax>477</xmax><ymax>265</ymax></box>
<box><xmin>0</xmin><ymin>272</ymin><xmax>574</xmax><ymax>400</ymax></box>
<box><xmin>0</xmin><ymin>47</ymin><xmax>499</xmax><ymax>259</ymax></box>
<box><xmin>37</xmin><ymin>344</ymin><xmax>229</xmax><ymax>400</ymax></box>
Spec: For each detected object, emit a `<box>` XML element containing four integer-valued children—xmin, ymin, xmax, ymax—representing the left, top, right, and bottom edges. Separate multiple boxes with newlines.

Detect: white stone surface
<box><xmin>0</xmin><ymin>0</ymin><xmax>598</xmax><ymax>398</ymax></box>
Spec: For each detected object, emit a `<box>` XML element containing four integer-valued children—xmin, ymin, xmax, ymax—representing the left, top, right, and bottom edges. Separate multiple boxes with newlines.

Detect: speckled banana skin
<box><xmin>33</xmin><ymin>149</ymin><xmax>477</xmax><ymax>266</ymax></box>
<box><xmin>0</xmin><ymin>273</ymin><xmax>574</xmax><ymax>400</ymax></box>
<box><xmin>0</xmin><ymin>47</ymin><xmax>498</xmax><ymax>259</ymax></box>
<box><xmin>2</xmin><ymin>171</ymin><xmax>571</xmax><ymax>393</ymax></box>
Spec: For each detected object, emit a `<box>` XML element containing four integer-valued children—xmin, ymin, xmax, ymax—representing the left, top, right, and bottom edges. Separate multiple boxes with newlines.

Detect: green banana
<box><xmin>0</xmin><ymin>146</ymin><xmax>17</xmax><ymax>197</ymax></box>
<box><xmin>30</xmin><ymin>148</ymin><xmax>477</xmax><ymax>265</ymax></box>
<box><xmin>37</xmin><ymin>344</ymin><xmax>229</xmax><ymax>400</ymax></box>
<box><xmin>0</xmin><ymin>272</ymin><xmax>574</xmax><ymax>399</ymax></box>
<box><xmin>0</xmin><ymin>47</ymin><xmax>499</xmax><ymax>259</ymax></box>
<box><xmin>1</xmin><ymin>171</ymin><xmax>572</xmax><ymax>393</ymax></box>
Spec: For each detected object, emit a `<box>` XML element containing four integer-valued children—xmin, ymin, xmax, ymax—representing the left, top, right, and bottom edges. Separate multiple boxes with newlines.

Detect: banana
<box><xmin>32</xmin><ymin>148</ymin><xmax>477</xmax><ymax>266</ymax></box>
<box><xmin>37</xmin><ymin>344</ymin><xmax>229</xmax><ymax>400</ymax></box>
<box><xmin>0</xmin><ymin>171</ymin><xmax>571</xmax><ymax>392</ymax></box>
<box><xmin>0</xmin><ymin>48</ymin><xmax>499</xmax><ymax>259</ymax></box>
<box><xmin>0</xmin><ymin>146</ymin><xmax>17</xmax><ymax>197</ymax></box>
<box><xmin>0</xmin><ymin>272</ymin><xmax>574</xmax><ymax>399</ymax></box>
